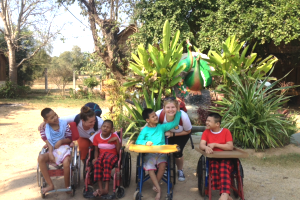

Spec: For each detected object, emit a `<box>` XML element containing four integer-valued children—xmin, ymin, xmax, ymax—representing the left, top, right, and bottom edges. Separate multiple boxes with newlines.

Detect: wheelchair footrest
<box><xmin>83</xmin><ymin>191</ymin><xmax>116</xmax><ymax>199</ymax></box>
<box><xmin>48</xmin><ymin>169</ymin><xmax>64</xmax><ymax>177</ymax></box>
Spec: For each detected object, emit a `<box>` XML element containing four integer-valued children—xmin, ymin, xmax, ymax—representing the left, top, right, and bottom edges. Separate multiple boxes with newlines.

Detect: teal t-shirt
<box><xmin>135</xmin><ymin>111</ymin><xmax>181</xmax><ymax>145</ymax></box>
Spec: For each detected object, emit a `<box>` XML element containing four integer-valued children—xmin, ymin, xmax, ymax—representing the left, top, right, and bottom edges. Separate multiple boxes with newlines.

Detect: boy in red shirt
<box><xmin>199</xmin><ymin>113</ymin><xmax>234</xmax><ymax>200</ymax></box>
<box><xmin>91</xmin><ymin>120</ymin><xmax>121</xmax><ymax>197</ymax></box>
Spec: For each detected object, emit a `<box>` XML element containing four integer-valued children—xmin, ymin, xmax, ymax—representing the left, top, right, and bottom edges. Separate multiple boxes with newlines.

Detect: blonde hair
<box><xmin>80</xmin><ymin>106</ymin><xmax>95</xmax><ymax>121</ymax></box>
<box><xmin>163</xmin><ymin>99</ymin><xmax>178</xmax><ymax>108</ymax></box>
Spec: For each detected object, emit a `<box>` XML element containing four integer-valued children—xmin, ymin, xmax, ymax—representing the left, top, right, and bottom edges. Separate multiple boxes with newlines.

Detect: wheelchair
<box><xmin>131</xmin><ymin>139</ymin><xmax>180</xmax><ymax>200</ymax></box>
<box><xmin>36</xmin><ymin>122</ymin><xmax>81</xmax><ymax>198</ymax></box>
<box><xmin>196</xmin><ymin>148</ymin><xmax>247</xmax><ymax>200</ymax></box>
<box><xmin>82</xmin><ymin>129</ymin><xmax>132</xmax><ymax>199</ymax></box>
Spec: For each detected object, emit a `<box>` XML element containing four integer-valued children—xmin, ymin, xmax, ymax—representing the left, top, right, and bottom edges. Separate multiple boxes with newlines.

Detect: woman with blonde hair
<box><xmin>156</xmin><ymin>97</ymin><xmax>192</xmax><ymax>181</ymax></box>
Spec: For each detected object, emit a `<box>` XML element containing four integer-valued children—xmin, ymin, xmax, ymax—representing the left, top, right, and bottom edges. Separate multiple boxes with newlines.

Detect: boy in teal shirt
<box><xmin>136</xmin><ymin>107</ymin><xmax>181</xmax><ymax>200</ymax></box>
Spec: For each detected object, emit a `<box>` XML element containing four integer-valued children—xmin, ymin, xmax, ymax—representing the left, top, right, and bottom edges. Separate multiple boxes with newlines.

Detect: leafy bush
<box><xmin>210</xmin><ymin>71</ymin><xmax>298</xmax><ymax>150</ymax></box>
<box><xmin>83</xmin><ymin>77</ymin><xmax>100</xmax><ymax>90</ymax></box>
<box><xmin>0</xmin><ymin>81</ymin><xmax>31</xmax><ymax>98</ymax></box>
<box><xmin>204</xmin><ymin>35</ymin><xmax>278</xmax><ymax>89</ymax></box>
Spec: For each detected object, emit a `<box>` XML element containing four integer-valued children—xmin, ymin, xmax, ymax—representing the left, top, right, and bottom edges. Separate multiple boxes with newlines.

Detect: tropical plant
<box><xmin>122</xmin><ymin>94</ymin><xmax>162</xmax><ymax>144</ymax></box>
<box><xmin>102</xmin><ymin>79</ymin><xmax>129</xmax><ymax>131</ymax></box>
<box><xmin>123</xmin><ymin>20</ymin><xmax>185</xmax><ymax>97</ymax></box>
<box><xmin>210</xmin><ymin>71</ymin><xmax>298</xmax><ymax>150</ymax></box>
<box><xmin>203</xmin><ymin>35</ymin><xmax>278</xmax><ymax>89</ymax></box>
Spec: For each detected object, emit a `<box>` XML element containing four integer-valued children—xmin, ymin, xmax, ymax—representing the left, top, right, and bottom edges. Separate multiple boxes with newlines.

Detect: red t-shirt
<box><xmin>201</xmin><ymin>128</ymin><xmax>233</xmax><ymax>151</ymax></box>
<box><xmin>92</xmin><ymin>131</ymin><xmax>120</xmax><ymax>155</ymax></box>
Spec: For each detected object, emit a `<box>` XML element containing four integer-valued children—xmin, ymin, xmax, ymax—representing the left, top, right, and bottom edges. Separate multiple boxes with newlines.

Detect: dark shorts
<box><xmin>168</xmin><ymin>133</ymin><xmax>190</xmax><ymax>158</ymax></box>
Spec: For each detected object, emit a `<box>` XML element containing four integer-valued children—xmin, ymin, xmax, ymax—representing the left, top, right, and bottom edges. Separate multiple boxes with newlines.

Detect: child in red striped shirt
<box><xmin>91</xmin><ymin>120</ymin><xmax>121</xmax><ymax>197</ymax></box>
<box><xmin>199</xmin><ymin>113</ymin><xmax>234</xmax><ymax>200</ymax></box>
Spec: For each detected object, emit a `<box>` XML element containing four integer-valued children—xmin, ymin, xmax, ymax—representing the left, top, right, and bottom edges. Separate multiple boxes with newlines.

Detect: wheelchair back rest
<box><xmin>116</xmin><ymin>128</ymin><xmax>123</xmax><ymax>145</ymax></box>
<box><xmin>69</xmin><ymin>122</ymin><xmax>80</xmax><ymax>141</ymax></box>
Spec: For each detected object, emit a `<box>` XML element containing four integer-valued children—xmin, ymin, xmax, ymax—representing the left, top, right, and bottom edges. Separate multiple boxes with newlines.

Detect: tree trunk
<box><xmin>7</xmin><ymin>41</ymin><xmax>17</xmax><ymax>84</ymax></box>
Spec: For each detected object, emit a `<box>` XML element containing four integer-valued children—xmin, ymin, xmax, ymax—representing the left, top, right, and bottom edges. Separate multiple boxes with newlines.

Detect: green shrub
<box><xmin>0</xmin><ymin>81</ymin><xmax>31</xmax><ymax>98</ymax></box>
<box><xmin>210</xmin><ymin>71</ymin><xmax>298</xmax><ymax>150</ymax></box>
<box><xmin>83</xmin><ymin>77</ymin><xmax>99</xmax><ymax>90</ymax></box>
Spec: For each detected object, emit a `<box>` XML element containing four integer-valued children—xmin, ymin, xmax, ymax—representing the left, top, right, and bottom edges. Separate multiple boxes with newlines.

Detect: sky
<box><xmin>51</xmin><ymin>4</ymin><xmax>95</xmax><ymax>57</ymax></box>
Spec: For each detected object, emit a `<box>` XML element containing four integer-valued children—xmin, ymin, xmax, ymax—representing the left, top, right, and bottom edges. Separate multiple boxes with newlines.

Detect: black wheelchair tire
<box><xmin>170</xmin><ymin>154</ymin><xmax>176</xmax><ymax>185</ymax></box>
<box><xmin>122</xmin><ymin>151</ymin><xmax>131</xmax><ymax>187</ymax></box>
<box><xmin>197</xmin><ymin>155</ymin><xmax>206</xmax><ymax>197</ymax></box>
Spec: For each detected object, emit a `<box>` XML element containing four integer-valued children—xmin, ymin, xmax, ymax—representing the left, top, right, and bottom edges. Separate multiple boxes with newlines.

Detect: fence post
<box><xmin>45</xmin><ymin>68</ymin><xmax>48</xmax><ymax>92</ymax></box>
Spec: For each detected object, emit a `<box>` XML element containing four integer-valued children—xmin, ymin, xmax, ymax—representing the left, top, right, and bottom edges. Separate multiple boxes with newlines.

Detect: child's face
<box><xmin>82</xmin><ymin>116</ymin><xmax>96</xmax><ymax>129</ymax></box>
<box><xmin>146</xmin><ymin>112</ymin><xmax>158</xmax><ymax>124</ymax></box>
<box><xmin>44</xmin><ymin>110</ymin><xmax>59</xmax><ymax>125</ymax></box>
<box><xmin>205</xmin><ymin>116</ymin><xmax>219</xmax><ymax>130</ymax></box>
<box><xmin>101</xmin><ymin>122</ymin><xmax>113</xmax><ymax>135</ymax></box>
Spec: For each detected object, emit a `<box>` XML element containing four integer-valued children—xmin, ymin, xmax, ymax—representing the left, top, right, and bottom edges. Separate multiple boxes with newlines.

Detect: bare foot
<box><xmin>102</xmin><ymin>189</ymin><xmax>109</xmax><ymax>195</ymax></box>
<box><xmin>42</xmin><ymin>184</ymin><xmax>54</xmax><ymax>194</ymax></box>
<box><xmin>93</xmin><ymin>189</ymin><xmax>103</xmax><ymax>197</ymax></box>
<box><xmin>152</xmin><ymin>186</ymin><xmax>158</xmax><ymax>193</ymax></box>
<box><xmin>155</xmin><ymin>192</ymin><xmax>161</xmax><ymax>200</ymax></box>
<box><xmin>219</xmin><ymin>193</ymin><xmax>230</xmax><ymax>200</ymax></box>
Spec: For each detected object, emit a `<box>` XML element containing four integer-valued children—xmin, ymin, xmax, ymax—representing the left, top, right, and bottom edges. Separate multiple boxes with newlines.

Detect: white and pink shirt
<box><xmin>92</xmin><ymin>131</ymin><xmax>120</xmax><ymax>155</ymax></box>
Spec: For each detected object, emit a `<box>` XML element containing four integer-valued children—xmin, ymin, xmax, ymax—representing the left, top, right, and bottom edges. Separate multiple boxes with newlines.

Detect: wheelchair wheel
<box><xmin>170</xmin><ymin>154</ymin><xmax>176</xmax><ymax>185</ymax></box>
<box><xmin>133</xmin><ymin>191</ymin><xmax>141</xmax><ymax>200</ymax></box>
<box><xmin>122</xmin><ymin>151</ymin><xmax>131</xmax><ymax>187</ymax></box>
<box><xmin>116</xmin><ymin>186</ymin><xmax>125</xmax><ymax>199</ymax></box>
<box><xmin>197</xmin><ymin>155</ymin><xmax>206</xmax><ymax>197</ymax></box>
<box><xmin>233</xmin><ymin>160</ymin><xmax>244</xmax><ymax>198</ymax></box>
<box><xmin>76</xmin><ymin>154</ymin><xmax>81</xmax><ymax>188</ymax></box>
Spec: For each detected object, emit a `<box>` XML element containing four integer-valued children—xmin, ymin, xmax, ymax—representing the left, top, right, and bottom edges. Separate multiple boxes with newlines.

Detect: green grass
<box><xmin>0</xmin><ymin>89</ymin><xmax>108</xmax><ymax>109</ymax></box>
<box><xmin>241</xmin><ymin>153</ymin><xmax>300</xmax><ymax>167</ymax></box>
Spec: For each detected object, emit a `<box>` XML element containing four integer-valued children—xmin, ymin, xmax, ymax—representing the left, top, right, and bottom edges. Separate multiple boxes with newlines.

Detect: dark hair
<box><xmin>80</xmin><ymin>106</ymin><xmax>95</xmax><ymax>121</ymax></box>
<box><xmin>103</xmin><ymin>119</ymin><xmax>114</xmax><ymax>128</ymax></box>
<box><xmin>41</xmin><ymin>108</ymin><xmax>53</xmax><ymax>119</ymax></box>
<box><xmin>142</xmin><ymin>108</ymin><xmax>154</xmax><ymax>121</ymax></box>
<box><xmin>207</xmin><ymin>113</ymin><xmax>222</xmax><ymax>124</ymax></box>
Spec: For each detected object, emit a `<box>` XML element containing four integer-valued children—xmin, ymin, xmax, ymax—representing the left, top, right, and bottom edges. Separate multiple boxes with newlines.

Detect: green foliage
<box><xmin>210</xmin><ymin>71</ymin><xmax>298</xmax><ymax>150</ymax></box>
<box><xmin>205</xmin><ymin>35</ymin><xmax>278</xmax><ymax>89</ymax></box>
<box><xmin>102</xmin><ymin>79</ymin><xmax>130</xmax><ymax>131</ymax></box>
<box><xmin>0</xmin><ymin>81</ymin><xmax>31</xmax><ymax>98</ymax></box>
<box><xmin>83</xmin><ymin>77</ymin><xmax>100</xmax><ymax>90</ymax></box>
<box><xmin>0</xmin><ymin>31</ymin><xmax>51</xmax><ymax>86</ymax></box>
<box><xmin>124</xmin><ymin>20</ymin><xmax>184</xmax><ymax>99</ymax></box>
<box><xmin>133</xmin><ymin>0</ymin><xmax>300</xmax><ymax>52</ymax></box>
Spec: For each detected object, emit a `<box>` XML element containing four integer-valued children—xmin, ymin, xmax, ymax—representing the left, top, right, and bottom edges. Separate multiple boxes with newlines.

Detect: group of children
<box><xmin>38</xmin><ymin>106</ymin><xmax>235</xmax><ymax>200</ymax></box>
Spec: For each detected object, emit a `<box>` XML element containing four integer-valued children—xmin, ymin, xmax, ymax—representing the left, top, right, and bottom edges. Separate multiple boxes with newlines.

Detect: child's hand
<box><xmin>146</xmin><ymin>141</ymin><xmax>153</xmax><ymax>146</ymax></box>
<box><xmin>108</xmin><ymin>137</ymin><xmax>118</xmax><ymax>143</ymax></box>
<box><xmin>54</xmin><ymin>140</ymin><xmax>62</xmax><ymax>149</ymax></box>
<box><xmin>49</xmin><ymin>153</ymin><xmax>56</xmax><ymax>163</ymax></box>
<box><xmin>165</xmin><ymin>131</ymin><xmax>173</xmax><ymax>138</ymax></box>
<box><xmin>207</xmin><ymin>143</ymin><xmax>217</xmax><ymax>149</ymax></box>
<box><xmin>92</xmin><ymin>158</ymin><xmax>97</xmax><ymax>165</ymax></box>
<box><xmin>38</xmin><ymin>122</ymin><xmax>46</xmax><ymax>131</ymax></box>
<box><xmin>205</xmin><ymin>146</ymin><xmax>213</xmax><ymax>154</ymax></box>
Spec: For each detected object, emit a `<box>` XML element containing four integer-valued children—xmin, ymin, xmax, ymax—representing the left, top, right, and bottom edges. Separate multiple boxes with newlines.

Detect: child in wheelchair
<box><xmin>135</xmin><ymin>107</ymin><xmax>181</xmax><ymax>200</ymax></box>
<box><xmin>199</xmin><ymin>113</ymin><xmax>234</xmax><ymax>200</ymax></box>
<box><xmin>90</xmin><ymin>120</ymin><xmax>121</xmax><ymax>197</ymax></box>
<box><xmin>38</xmin><ymin>108</ymin><xmax>72</xmax><ymax>194</ymax></box>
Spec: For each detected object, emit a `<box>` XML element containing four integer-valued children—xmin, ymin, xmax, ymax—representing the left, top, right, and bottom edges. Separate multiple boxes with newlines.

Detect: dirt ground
<box><xmin>1</xmin><ymin>104</ymin><xmax>300</xmax><ymax>200</ymax></box>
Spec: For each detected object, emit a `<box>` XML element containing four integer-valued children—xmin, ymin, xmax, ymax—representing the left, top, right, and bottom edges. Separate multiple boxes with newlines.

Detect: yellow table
<box><xmin>129</xmin><ymin>144</ymin><xmax>180</xmax><ymax>154</ymax></box>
